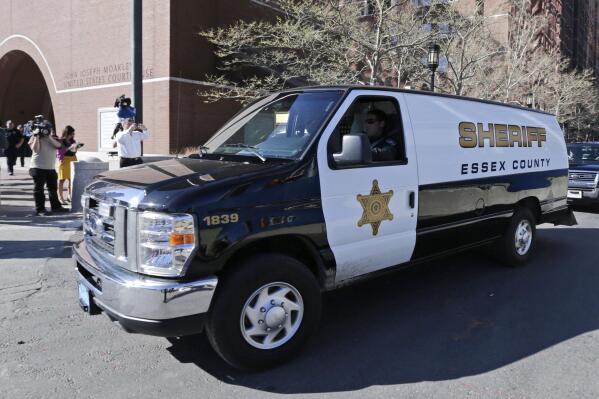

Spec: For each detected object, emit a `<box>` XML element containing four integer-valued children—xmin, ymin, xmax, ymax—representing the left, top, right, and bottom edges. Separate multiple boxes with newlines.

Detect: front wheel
<box><xmin>206</xmin><ymin>253</ymin><xmax>321</xmax><ymax>369</ymax></box>
<box><xmin>495</xmin><ymin>207</ymin><xmax>536</xmax><ymax>267</ymax></box>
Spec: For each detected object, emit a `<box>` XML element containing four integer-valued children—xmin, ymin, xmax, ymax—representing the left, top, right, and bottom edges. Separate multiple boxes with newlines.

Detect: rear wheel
<box><xmin>206</xmin><ymin>253</ymin><xmax>321</xmax><ymax>369</ymax></box>
<box><xmin>495</xmin><ymin>207</ymin><xmax>536</xmax><ymax>267</ymax></box>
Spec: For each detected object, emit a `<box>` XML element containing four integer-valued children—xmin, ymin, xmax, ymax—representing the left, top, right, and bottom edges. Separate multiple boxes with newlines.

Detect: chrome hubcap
<box><xmin>515</xmin><ymin>219</ymin><xmax>532</xmax><ymax>255</ymax></box>
<box><xmin>240</xmin><ymin>282</ymin><xmax>304</xmax><ymax>350</ymax></box>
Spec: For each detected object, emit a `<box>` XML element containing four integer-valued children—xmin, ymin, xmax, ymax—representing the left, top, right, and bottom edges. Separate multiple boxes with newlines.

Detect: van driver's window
<box><xmin>328</xmin><ymin>96</ymin><xmax>406</xmax><ymax>166</ymax></box>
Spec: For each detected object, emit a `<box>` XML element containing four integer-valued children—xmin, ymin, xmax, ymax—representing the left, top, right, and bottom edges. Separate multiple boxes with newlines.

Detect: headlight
<box><xmin>138</xmin><ymin>212</ymin><xmax>197</xmax><ymax>277</ymax></box>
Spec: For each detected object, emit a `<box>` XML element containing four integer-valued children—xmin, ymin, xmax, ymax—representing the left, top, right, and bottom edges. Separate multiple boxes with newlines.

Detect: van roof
<box><xmin>279</xmin><ymin>85</ymin><xmax>554</xmax><ymax>116</ymax></box>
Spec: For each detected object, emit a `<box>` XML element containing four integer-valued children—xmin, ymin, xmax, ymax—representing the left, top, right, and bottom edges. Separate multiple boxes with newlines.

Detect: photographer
<box><xmin>114</xmin><ymin>117</ymin><xmax>149</xmax><ymax>168</ymax></box>
<box><xmin>28</xmin><ymin>119</ymin><xmax>68</xmax><ymax>216</ymax></box>
<box><xmin>56</xmin><ymin>125</ymin><xmax>83</xmax><ymax>204</ymax></box>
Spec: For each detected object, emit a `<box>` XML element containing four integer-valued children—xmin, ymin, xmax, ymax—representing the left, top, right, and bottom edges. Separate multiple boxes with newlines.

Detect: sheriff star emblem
<box><xmin>357</xmin><ymin>179</ymin><xmax>394</xmax><ymax>236</ymax></box>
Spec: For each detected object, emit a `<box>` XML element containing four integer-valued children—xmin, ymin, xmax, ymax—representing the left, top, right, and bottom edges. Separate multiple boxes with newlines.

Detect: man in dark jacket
<box><xmin>0</xmin><ymin>121</ymin><xmax>7</xmax><ymax>156</ymax></box>
<box><xmin>5</xmin><ymin>120</ymin><xmax>24</xmax><ymax>175</ymax></box>
<box><xmin>363</xmin><ymin>110</ymin><xmax>399</xmax><ymax>162</ymax></box>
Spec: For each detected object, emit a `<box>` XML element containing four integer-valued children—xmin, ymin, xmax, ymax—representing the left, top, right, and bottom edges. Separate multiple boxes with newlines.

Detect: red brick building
<box><xmin>0</xmin><ymin>0</ymin><xmax>268</xmax><ymax>155</ymax></box>
<box><xmin>465</xmin><ymin>0</ymin><xmax>599</xmax><ymax>75</ymax></box>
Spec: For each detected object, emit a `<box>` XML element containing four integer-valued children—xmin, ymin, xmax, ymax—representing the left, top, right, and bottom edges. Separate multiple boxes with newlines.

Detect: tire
<box><xmin>495</xmin><ymin>207</ymin><xmax>536</xmax><ymax>267</ymax></box>
<box><xmin>205</xmin><ymin>253</ymin><xmax>321</xmax><ymax>370</ymax></box>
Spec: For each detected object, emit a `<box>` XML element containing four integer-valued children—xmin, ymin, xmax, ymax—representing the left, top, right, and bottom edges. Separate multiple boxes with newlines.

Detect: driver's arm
<box><xmin>372</xmin><ymin>138</ymin><xmax>399</xmax><ymax>162</ymax></box>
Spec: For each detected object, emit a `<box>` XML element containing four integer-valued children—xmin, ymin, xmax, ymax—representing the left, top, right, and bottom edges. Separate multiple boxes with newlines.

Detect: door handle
<box><xmin>408</xmin><ymin>191</ymin><xmax>415</xmax><ymax>209</ymax></box>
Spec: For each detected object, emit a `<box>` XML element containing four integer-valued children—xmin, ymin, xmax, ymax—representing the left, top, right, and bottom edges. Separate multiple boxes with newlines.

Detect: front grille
<box><xmin>569</xmin><ymin>171</ymin><xmax>598</xmax><ymax>182</ymax></box>
<box><xmin>83</xmin><ymin>198</ymin><xmax>125</xmax><ymax>258</ymax></box>
<box><xmin>81</xmin><ymin>181</ymin><xmax>143</xmax><ymax>272</ymax></box>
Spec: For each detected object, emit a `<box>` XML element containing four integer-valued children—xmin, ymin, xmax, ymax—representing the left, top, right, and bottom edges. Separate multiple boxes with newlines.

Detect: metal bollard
<box><xmin>71</xmin><ymin>160</ymin><xmax>109</xmax><ymax>213</ymax></box>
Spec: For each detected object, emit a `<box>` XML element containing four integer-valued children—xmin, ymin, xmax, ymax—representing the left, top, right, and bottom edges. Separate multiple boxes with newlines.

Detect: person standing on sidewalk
<box><xmin>5</xmin><ymin>120</ymin><xmax>24</xmax><ymax>175</ymax></box>
<box><xmin>56</xmin><ymin>125</ymin><xmax>82</xmax><ymax>205</ymax></box>
<box><xmin>114</xmin><ymin>117</ymin><xmax>149</xmax><ymax>168</ymax></box>
<box><xmin>0</xmin><ymin>121</ymin><xmax>7</xmax><ymax>157</ymax></box>
<box><xmin>28</xmin><ymin>126</ymin><xmax>68</xmax><ymax>216</ymax></box>
<box><xmin>17</xmin><ymin>124</ymin><xmax>30</xmax><ymax>167</ymax></box>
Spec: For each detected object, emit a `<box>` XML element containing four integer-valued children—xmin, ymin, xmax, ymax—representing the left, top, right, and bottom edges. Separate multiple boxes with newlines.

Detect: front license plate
<box><xmin>568</xmin><ymin>190</ymin><xmax>583</xmax><ymax>199</ymax></box>
<box><xmin>78</xmin><ymin>282</ymin><xmax>91</xmax><ymax>312</ymax></box>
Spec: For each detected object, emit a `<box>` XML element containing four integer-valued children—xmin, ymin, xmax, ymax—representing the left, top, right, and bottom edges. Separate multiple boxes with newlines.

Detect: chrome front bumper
<box><xmin>74</xmin><ymin>240</ymin><xmax>217</xmax><ymax>336</ymax></box>
<box><xmin>568</xmin><ymin>187</ymin><xmax>599</xmax><ymax>203</ymax></box>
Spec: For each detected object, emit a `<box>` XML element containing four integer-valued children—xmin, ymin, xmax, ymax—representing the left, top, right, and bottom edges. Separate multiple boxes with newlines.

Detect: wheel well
<box><xmin>517</xmin><ymin>197</ymin><xmax>541</xmax><ymax>223</ymax></box>
<box><xmin>222</xmin><ymin>236</ymin><xmax>325</xmax><ymax>287</ymax></box>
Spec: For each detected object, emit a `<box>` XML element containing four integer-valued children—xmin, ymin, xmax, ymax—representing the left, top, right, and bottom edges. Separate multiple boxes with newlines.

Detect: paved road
<box><xmin>2</xmin><ymin>163</ymin><xmax>599</xmax><ymax>398</ymax></box>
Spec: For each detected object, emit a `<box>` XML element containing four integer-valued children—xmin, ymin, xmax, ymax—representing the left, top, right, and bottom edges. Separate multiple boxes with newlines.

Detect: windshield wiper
<box><xmin>222</xmin><ymin>143</ymin><xmax>266</xmax><ymax>163</ymax></box>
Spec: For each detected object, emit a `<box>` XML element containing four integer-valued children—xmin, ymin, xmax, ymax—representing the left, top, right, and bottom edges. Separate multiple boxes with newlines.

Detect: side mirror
<box><xmin>333</xmin><ymin>133</ymin><xmax>372</xmax><ymax>166</ymax></box>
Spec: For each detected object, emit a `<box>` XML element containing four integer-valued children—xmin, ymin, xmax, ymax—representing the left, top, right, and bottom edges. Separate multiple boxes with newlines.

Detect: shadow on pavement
<box><xmin>0</xmin><ymin>197</ymin><xmax>36</xmax><ymax>202</ymax></box>
<box><xmin>572</xmin><ymin>204</ymin><xmax>599</xmax><ymax>214</ymax></box>
<box><xmin>0</xmin><ymin>239</ymin><xmax>73</xmax><ymax>259</ymax></box>
<box><xmin>165</xmin><ymin>227</ymin><xmax>599</xmax><ymax>394</ymax></box>
<box><xmin>0</xmin><ymin>206</ymin><xmax>80</xmax><ymax>229</ymax></box>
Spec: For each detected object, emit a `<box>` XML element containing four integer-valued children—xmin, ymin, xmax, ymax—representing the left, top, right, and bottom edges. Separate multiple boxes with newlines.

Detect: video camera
<box><xmin>114</xmin><ymin>94</ymin><xmax>136</xmax><ymax>120</ymax></box>
<box><xmin>114</xmin><ymin>94</ymin><xmax>132</xmax><ymax>109</ymax></box>
<box><xmin>27</xmin><ymin>115</ymin><xmax>53</xmax><ymax>137</ymax></box>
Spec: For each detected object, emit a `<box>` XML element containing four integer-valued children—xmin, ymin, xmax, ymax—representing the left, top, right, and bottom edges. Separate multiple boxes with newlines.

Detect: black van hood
<box><xmin>96</xmin><ymin>158</ymin><xmax>278</xmax><ymax>191</ymax></box>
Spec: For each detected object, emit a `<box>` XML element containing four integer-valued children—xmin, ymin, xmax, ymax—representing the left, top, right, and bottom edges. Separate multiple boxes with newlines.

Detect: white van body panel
<box><xmin>402</xmin><ymin>93</ymin><xmax>568</xmax><ymax>186</ymax></box>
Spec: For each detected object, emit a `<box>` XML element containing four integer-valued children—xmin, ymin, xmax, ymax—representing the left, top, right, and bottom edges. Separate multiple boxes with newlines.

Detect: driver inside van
<box><xmin>363</xmin><ymin>109</ymin><xmax>399</xmax><ymax>162</ymax></box>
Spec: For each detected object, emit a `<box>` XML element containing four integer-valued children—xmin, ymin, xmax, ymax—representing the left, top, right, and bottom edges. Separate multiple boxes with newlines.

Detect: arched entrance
<box><xmin>0</xmin><ymin>50</ymin><xmax>54</xmax><ymax>126</ymax></box>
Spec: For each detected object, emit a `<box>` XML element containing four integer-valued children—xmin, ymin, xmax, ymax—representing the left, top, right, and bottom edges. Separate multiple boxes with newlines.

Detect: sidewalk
<box><xmin>0</xmin><ymin>159</ymin><xmax>79</xmax><ymax>211</ymax></box>
<box><xmin>0</xmin><ymin>157</ymin><xmax>82</xmax><ymax>235</ymax></box>
<box><xmin>0</xmin><ymin>157</ymin><xmax>82</xmax><ymax>315</ymax></box>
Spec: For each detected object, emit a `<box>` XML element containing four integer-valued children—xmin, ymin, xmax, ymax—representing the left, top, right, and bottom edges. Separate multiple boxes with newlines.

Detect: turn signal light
<box><xmin>169</xmin><ymin>233</ymin><xmax>195</xmax><ymax>246</ymax></box>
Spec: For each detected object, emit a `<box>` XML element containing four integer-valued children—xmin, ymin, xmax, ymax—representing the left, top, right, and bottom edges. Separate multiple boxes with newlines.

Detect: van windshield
<box><xmin>567</xmin><ymin>143</ymin><xmax>599</xmax><ymax>164</ymax></box>
<box><xmin>205</xmin><ymin>91</ymin><xmax>343</xmax><ymax>160</ymax></box>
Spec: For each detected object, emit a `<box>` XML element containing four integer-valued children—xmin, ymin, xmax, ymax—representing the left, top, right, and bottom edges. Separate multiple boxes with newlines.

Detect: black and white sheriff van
<box><xmin>75</xmin><ymin>86</ymin><xmax>575</xmax><ymax>369</ymax></box>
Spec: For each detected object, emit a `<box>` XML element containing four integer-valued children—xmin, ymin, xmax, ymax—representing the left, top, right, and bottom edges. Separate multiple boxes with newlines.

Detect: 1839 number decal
<box><xmin>203</xmin><ymin>213</ymin><xmax>239</xmax><ymax>226</ymax></box>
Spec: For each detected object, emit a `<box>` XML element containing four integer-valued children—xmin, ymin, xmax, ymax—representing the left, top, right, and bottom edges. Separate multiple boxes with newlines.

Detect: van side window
<box><xmin>328</xmin><ymin>96</ymin><xmax>406</xmax><ymax>167</ymax></box>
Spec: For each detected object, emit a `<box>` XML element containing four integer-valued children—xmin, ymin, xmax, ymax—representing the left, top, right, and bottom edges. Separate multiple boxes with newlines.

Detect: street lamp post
<box><xmin>427</xmin><ymin>43</ymin><xmax>440</xmax><ymax>92</ymax></box>
<box><xmin>132</xmin><ymin>0</ymin><xmax>143</xmax><ymax>154</ymax></box>
<box><xmin>525</xmin><ymin>92</ymin><xmax>534</xmax><ymax>108</ymax></box>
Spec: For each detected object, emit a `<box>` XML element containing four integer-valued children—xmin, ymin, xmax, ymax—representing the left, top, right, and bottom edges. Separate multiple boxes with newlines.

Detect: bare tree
<box><xmin>539</xmin><ymin>61</ymin><xmax>599</xmax><ymax>126</ymax></box>
<box><xmin>199</xmin><ymin>0</ymin><xmax>433</xmax><ymax>102</ymax></box>
<box><xmin>199</xmin><ymin>0</ymin><xmax>599</xmax><ymax>136</ymax></box>
<box><xmin>490</xmin><ymin>0</ymin><xmax>599</xmax><ymax>128</ymax></box>
<box><xmin>433</xmin><ymin>5</ymin><xmax>504</xmax><ymax>96</ymax></box>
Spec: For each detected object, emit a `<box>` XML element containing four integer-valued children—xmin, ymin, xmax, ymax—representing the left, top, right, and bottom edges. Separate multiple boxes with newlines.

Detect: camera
<box><xmin>114</xmin><ymin>95</ymin><xmax>132</xmax><ymax>108</ymax></box>
<box><xmin>114</xmin><ymin>94</ymin><xmax>136</xmax><ymax>120</ymax></box>
<box><xmin>28</xmin><ymin>115</ymin><xmax>53</xmax><ymax>137</ymax></box>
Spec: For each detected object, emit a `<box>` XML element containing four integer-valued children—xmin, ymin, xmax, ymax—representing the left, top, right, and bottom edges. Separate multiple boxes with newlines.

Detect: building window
<box><xmin>361</xmin><ymin>0</ymin><xmax>396</xmax><ymax>16</ymax></box>
<box><xmin>411</xmin><ymin>0</ymin><xmax>430</xmax><ymax>8</ymax></box>
<box><xmin>362</xmin><ymin>0</ymin><xmax>375</xmax><ymax>16</ymax></box>
<box><xmin>476</xmin><ymin>0</ymin><xmax>484</xmax><ymax>15</ymax></box>
<box><xmin>411</xmin><ymin>0</ymin><xmax>451</xmax><ymax>7</ymax></box>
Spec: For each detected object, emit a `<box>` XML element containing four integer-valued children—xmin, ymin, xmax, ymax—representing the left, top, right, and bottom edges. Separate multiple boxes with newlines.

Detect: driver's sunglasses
<box><xmin>364</xmin><ymin>119</ymin><xmax>377</xmax><ymax>124</ymax></box>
